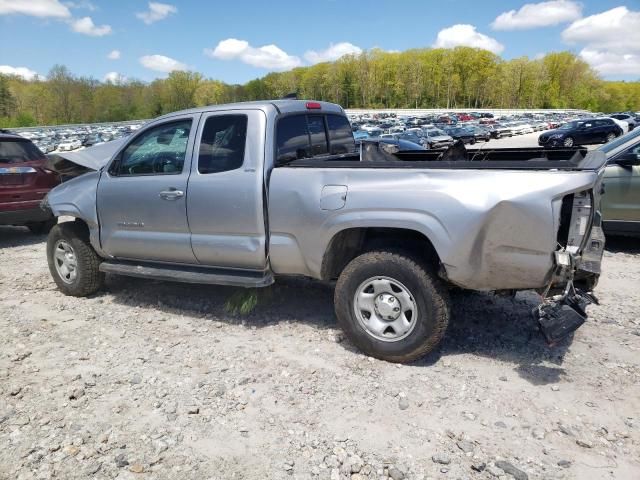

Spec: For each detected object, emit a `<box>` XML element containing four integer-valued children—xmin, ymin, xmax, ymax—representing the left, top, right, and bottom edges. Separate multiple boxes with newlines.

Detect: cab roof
<box><xmin>155</xmin><ymin>99</ymin><xmax>344</xmax><ymax>122</ymax></box>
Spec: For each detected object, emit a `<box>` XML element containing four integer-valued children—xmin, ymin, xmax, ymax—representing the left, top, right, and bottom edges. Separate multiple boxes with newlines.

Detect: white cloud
<box><xmin>304</xmin><ymin>42</ymin><xmax>362</xmax><ymax>64</ymax></box>
<box><xmin>103</xmin><ymin>71</ymin><xmax>126</xmax><ymax>83</ymax></box>
<box><xmin>433</xmin><ymin>24</ymin><xmax>505</xmax><ymax>54</ymax></box>
<box><xmin>64</xmin><ymin>1</ymin><xmax>96</xmax><ymax>11</ymax></box>
<box><xmin>492</xmin><ymin>0</ymin><xmax>582</xmax><ymax>30</ymax></box>
<box><xmin>562</xmin><ymin>7</ymin><xmax>640</xmax><ymax>54</ymax></box>
<box><xmin>139</xmin><ymin>54</ymin><xmax>187</xmax><ymax>73</ymax></box>
<box><xmin>205</xmin><ymin>38</ymin><xmax>302</xmax><ymax>70</ymax></box>
<box><xmin>0</xmin><ymin>65</ymin><xmax>40</xmax><ymax>81</ymax></box>
<box><xmin>107</xmin><ymin>49</ymin><xmax>121</xmax><ymax>60</ymax></box>
<box><xmin>561</xmin><ymin>7</ymin><xmax>640</xmax><ymax>77</ymax></box>
<box><xmin>136</xmin><ymin>2</ymin><xmax>176</xmax><ymax>24</ymax></box>
<box><xmin>0</xmin><ymin>0</ymin><xmax>70</xmax><ymax>18</ymax></box>
<box><xmin>578</xmin><ymin>49</ymin><xmax>640</xmax><ymax>77</ymax></box>
<box><xmin>70</xmin><ymin>16</ymin><xmax>111</xmax><ymax>36</ymax></box>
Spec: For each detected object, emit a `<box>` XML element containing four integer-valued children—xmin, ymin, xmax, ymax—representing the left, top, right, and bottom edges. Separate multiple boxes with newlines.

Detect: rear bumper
<box><xmin>0</xmin><ymin>207</ymin><xmax>53</xmax><ymax>226</ymax></box>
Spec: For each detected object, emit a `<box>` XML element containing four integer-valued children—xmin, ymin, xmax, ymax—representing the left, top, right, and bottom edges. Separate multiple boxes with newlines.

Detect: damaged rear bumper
<box><xmin>534</xmin><ymin>188</ymin><xmax>606</xmax><ymax>344</ymax></box>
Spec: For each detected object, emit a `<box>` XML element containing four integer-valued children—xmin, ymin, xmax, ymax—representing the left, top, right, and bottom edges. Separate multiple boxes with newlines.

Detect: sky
<box><xmin>1</xmin><ymin>0</ymin><xmax>639</xmax><ymax>84</ymax></box>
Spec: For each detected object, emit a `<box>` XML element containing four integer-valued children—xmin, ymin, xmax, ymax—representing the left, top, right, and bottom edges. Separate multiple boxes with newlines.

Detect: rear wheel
<box><xmin>334</xmin><ymin>251</ymin><xmax>450</xmax><ymax>363</ymax></box>
<box><xmin>47</xmin><ymin>222</ymin><xmax>104</xmax><ymax>296</ymax></box>
<box><xmin>606</xmin><ymin>132</ymin><xmax>616</xmax><ymax>143</ymax></box>
<box><xmin>563</xmin><ymin>136</ymin><xmax>574</xmax><ymax>147</ymax></box>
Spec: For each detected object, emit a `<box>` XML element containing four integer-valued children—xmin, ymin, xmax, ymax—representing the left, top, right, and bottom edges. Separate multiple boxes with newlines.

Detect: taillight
<box><xmin>306</xmin><ymin>102</ymin><xmax>321</xmax><ymax>110</ymax></box>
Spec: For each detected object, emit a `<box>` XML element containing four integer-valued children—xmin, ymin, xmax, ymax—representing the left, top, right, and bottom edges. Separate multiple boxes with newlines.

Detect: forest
<box><xmin>1</xmin><ymin>47</ymin><xmax>639</xmax><ymax>127</ymax></box>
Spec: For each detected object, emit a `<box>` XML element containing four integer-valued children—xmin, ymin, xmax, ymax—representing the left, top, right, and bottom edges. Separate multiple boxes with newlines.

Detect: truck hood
<box><xmin>45</xmin><ymin>138</ymin><xmax>125</xmax><ymax>177</ymax></box>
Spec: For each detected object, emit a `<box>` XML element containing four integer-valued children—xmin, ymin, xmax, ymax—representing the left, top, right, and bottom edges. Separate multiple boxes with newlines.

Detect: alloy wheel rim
<box><xmin>353</xmin><ymin>276</ymin><xmax>418</xmax><ymax>342</ymax></box>
<box><xmin>54</xmin><ymin>240</ymin><xmax>78</xmax><ymax>284</ymax></box>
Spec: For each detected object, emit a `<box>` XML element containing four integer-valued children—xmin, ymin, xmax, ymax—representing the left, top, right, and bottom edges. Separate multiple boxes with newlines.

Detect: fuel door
<box><xmin>320</xmin><ymin>185</ymin><xmax>347</xmax><ymax>211</ymax></box>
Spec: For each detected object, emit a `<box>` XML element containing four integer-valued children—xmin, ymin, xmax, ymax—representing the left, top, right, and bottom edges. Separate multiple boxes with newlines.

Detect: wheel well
<box><xmin>63</xmin><ymin>217</ymin><xmax>90</xmax><ymax>239</ymax></box>
<box><xmin>321</xmin><ymin>227</ymin><xmax>442</xmax><ymax>281</ymax></box>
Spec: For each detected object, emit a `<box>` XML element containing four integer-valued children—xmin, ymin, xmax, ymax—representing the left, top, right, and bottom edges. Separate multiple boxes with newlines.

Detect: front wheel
<box><xmin>47</xmin><ymin>222</ymin><xmax>104</xmax><ymax>297</ymax></box>
<box><xmin>563</xmin><ymin>136</ymin><xmax>574</xmax><ymax>147</ymax></box>
<box><xmin>334</xmin><ymin>251</ymin><xmax>450</xmax><ymax>363</ymax></box>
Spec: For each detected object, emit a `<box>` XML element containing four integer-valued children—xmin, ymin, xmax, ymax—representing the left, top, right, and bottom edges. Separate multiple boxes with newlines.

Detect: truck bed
<box><xmin>283</xmin><ymin>143</ymin><xmax>606</xmax><ymax>171</ymax></box>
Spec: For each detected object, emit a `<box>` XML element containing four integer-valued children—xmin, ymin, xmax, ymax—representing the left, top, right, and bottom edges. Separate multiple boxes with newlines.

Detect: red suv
<box><xmin>0</xmin><ymin>132</ymin><xmax>60</xmax><ymax>233</ymax></box>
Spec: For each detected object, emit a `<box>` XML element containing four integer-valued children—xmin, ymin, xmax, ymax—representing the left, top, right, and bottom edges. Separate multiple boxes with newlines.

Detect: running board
<box><xmin>99</xmin><ymin>261</ymin><xmax>273</xmax><ymax>288</ymax></box>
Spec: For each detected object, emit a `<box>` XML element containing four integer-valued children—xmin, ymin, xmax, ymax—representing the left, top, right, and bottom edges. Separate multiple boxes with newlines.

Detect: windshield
<box><xmin>424</xmin><ymin>128</ymin><xmax>446</xmax><ymax>136</ymax></box>
<box><xmin>598</xmin><ymin>127</ymin><xmax>640</xmax><ymax>154</ymax></box>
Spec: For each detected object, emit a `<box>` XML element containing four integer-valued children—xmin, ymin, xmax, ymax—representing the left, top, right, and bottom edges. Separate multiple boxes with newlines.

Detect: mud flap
<box><xmin>534</xmin><ymin>287</ymin><xmax>598</xmax><ymax>345</ymax></box>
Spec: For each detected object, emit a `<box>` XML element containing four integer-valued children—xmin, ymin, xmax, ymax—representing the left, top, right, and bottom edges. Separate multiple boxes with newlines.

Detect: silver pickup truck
<box><xmin>43</xmin><ymin>100</ymin><xmax>607</xmax><ymax>362</ymax></box>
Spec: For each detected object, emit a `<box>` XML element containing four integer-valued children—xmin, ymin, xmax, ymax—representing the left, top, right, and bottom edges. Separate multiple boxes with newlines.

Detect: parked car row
<box><xmin>11</xmin><ymin>121</ymin><xmax>145</xmax><ymax>154</ymax></box>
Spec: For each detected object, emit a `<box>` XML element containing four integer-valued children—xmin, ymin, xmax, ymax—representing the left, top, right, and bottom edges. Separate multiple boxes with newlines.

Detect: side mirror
<box><xmin>616</xmin><ymin>152</ymin><xmax>640</xmax><ymax>167</ymax></box>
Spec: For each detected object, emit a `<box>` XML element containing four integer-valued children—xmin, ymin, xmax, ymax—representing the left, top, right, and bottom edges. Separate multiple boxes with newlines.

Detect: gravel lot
<box><xmin>1</xmin><ymin>215</ymin><xmax>639</xmax><ymax>477</ymax></box>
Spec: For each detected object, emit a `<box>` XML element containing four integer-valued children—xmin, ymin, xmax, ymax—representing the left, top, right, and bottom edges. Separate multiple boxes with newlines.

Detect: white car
<box><xmin>57</xmin><ymin>139</ymin><xmax>82</xmax><ymax>151</ymax></box>
<box><xmin>608</xmin><ymin>117</ymin><xmax>630</xmax><ymax>134</ymax></box>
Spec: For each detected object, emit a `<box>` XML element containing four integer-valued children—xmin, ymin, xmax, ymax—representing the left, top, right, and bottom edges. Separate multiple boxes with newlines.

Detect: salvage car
<box><xmin>42</xmin><ymin>100</ymin><xmax>606</xmax><ymax>362</ymax></box>
<box><xmin>539</xmin><ymin>118</ymin><xmax>622</xmax><ymax>148</ymax></box>
<box><xmin>486</xmin><ymin>123</ymin><xmax>513</xmax><ymax>139</ymax></box>
<box><xmin>442</xmin><ymin>126</ymin><xmax>476</xmax><ymax>144</ymax></box>
<box><xmin>0</xmin><ymin>132</ymin><xmax>60</xmax><ymax>233</ymax></box>
<box><xmin>420</xmin><ymin>127</ymin><xmax>454</xmax><ymax>149</ymax></box>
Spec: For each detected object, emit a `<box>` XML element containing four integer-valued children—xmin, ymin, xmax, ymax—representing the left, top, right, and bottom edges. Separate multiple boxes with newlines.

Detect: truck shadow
<box><xmin>0</xmin><ymin>226</ymin><xmax>48</xmax><ymax>248</ymax></box>
<box><xmin>105</xmin><ymin>275</ymin><xmax>569</xmax><ymax>384</ymax></box>
<box><xmin>419</xmin><ymin>290</ymin><xmax>572</xmax><ymax>385</ymax></box>
<box><xmin>604</xmin><ymin>235</ymin><xmax>640</xmax><ymax>254</ymax></box>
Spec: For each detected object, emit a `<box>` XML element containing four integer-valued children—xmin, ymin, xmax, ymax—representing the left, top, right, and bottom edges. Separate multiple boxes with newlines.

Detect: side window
<box><xmin>112</xmin><ymin>120</ymin><xmax>191</xmax><ymax>176</ymax></box>
<box><xmin>198</xmin><ymin>115</ymin><xmax>247</xmax><ymax>174</ymax></box>
<box><xmin>327</xmin><ymin>114</ymin><xmax>355</xmax><ymax>155</ymax></box>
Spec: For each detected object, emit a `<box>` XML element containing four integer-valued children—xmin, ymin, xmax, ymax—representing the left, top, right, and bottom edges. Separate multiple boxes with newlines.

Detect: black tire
<box><xmin>470</xmin><ymin>139</ymin><xmax>476</xmax><ymax>145</ymax></box>
<box><xmin>605</xmin><ymin>132</ymin><xmax>616</xmax><ymax>143</ymax></box>
<box><xmin>334</xmin><ymin>251</ymin><xmax>450</xmax><ymax>363</ymax></box>
<box><xmin>27</xmin><ymin>218</ymin><xmax>57</xmax><ymax>235</ymax></box>
<box><xmin>47</xmin><ymin>222</ymin><xmax>104</xmax><ymax>297</ymax></box>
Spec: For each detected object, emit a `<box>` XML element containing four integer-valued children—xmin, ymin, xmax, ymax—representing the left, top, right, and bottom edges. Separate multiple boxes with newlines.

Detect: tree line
<box><xmin>1</xmin><ymin>48</ymin><xmax>639</xmax><ymax>128</ymax></box>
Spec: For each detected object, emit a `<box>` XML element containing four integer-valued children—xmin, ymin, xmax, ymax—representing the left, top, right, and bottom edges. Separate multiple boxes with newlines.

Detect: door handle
<box><xmin>159</xmin><ymin>188</ymin><xmax>184</xmax><ymax>200</ymax></box>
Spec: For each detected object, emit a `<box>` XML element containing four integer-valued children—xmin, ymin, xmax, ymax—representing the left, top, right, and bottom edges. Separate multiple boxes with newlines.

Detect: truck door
<box><xmin>186</xmin><ymin>110</ymin><xmax>267</xmax><ymax>270</ymax></box>
<box><xmin>97</xmin><ymin>115</ymin><xmax>199</xmax><ymax>264</ymax></box>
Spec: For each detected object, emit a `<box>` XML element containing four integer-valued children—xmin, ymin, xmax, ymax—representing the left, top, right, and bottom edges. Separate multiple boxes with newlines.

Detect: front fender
<box><xmin>46</xmin><ymin>171</ymin><xmax>103</xmax><ymax>255</ymax></box>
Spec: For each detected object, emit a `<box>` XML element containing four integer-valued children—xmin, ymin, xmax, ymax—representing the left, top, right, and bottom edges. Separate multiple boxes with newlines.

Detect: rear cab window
<box><xmin>276</xmin><ymin>113</ymin><xmax>355</xmax><ymax>165</ymax></box>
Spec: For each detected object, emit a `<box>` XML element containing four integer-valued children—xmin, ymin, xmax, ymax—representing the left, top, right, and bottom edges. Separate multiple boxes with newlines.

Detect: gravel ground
<box><xmin>0</xmin><ymin>225</ymin><xmax>639</xmax><ymax>480</ymax></box>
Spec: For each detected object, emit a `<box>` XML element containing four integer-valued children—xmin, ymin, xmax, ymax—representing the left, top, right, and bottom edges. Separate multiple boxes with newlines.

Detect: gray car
<box><xmin>43</xmin><ymin>100</ymin><xmax>606</xmax><ymax>362</ymax></box>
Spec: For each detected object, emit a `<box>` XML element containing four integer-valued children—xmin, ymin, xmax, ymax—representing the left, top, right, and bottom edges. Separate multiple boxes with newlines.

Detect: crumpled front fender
<box><xmin>45</xmin><ymin>171</ymin><xmax>103</xmax><ymax>255</ymax></box>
